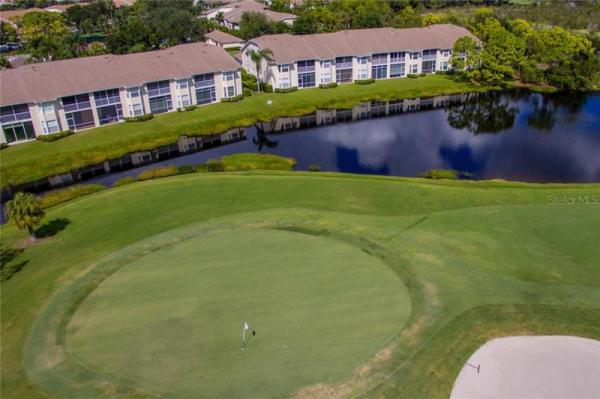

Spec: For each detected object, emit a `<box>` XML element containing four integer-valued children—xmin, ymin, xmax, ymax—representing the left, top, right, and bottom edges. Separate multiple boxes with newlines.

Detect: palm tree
<box><xmin>5</xmin><ymin>192</ymin><xmax>45</xmax><ymax>241</ymax></box>
<box><xmin>249</xmin><ymin>48</ymin><xmax>274</xmax><ymax>93</ymax></box>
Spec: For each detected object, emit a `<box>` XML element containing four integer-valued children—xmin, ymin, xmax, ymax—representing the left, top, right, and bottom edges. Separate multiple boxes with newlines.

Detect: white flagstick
<box><xmin>242</xmin><ymin>321</ymin><xmax>249</xmax><ymax>350</ymax></box>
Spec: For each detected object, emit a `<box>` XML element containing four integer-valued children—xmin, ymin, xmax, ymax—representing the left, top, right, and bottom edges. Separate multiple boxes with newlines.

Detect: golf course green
<box><xmin>2</xmin><ymin>170</ymin><xmax>600</xmax><ymax>398</ymax></box>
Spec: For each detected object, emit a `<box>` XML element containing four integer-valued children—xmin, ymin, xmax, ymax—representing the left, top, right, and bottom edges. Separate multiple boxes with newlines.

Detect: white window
<box><xmin>178</xmin><ymin>94</ymin><xmax>191</xmax><ymax>107</ymax></box>
<box><xmin>127</xmin><ymin>87</ymin><xmax>140</xmax><ymax>98</ymax></box>
<box><xmin>358</xmin><ymin>57</ymin><xmax>368</xmax><ymax>65</ymax></box>
<box><xmin>278</xmin><ymin>64</ymin><xmax>290</xmax><ymax>73</ymax></box>
<box><xmin>224</xmin><ymin>86</ymin><xmax>235</xmax><ymax>98</ymax></box>
<box><xmin>411</xmin><ymin>64</ymin><xmax>418</xmax><ymax>74</ymax></box>
<box><xmin>321</xmin><ymin>75</ymin><xmax>331</xmax><ymax>84</ymax></box>
<box><xmin>280</xmin><ymin>78</ymin><xmax>290</xmax><ymax>88</ymax></box>
<box><xmin>321</xmin><ymin>60</ymin><xmax>331</xmax><ymax>69</ymax></box>
<box><xmin>44</xmin><ymin>119</ymin><xmax>59</xmax><ymax>133</ymax></box>
<box><xmin>441</xmin><ymin>61</ymin><xmax>449</xmax><ymax>71</ymax></box>
<box><xmin>223</xmin><ymin>72</ymin><xmax>235</xmax><ymax>82</ymax></box>
<box><xmin>442</xmin><ymin>49</ymin><xmax>451</xmax><ymax>57</ymax></box>
<box><xmin>177</xmin><ymin>79</ymin><xmax>189</xmax><ymax>90</ymax></box>
<box><xmin>358</xmin><ymin>69</ymin><xmax>368</xmax><ymax>80</ymax></box>
<box><xmin>129</xmin><ymin>103</ymin><xmax>143</xmax><ymax>116</ymax></box>
<box><xmin>42</xmin><ymin>102</ymin><xmax>54</xmax><ymax>114</ymax></box>
<box><xmin>410</xmin><ymin>52</ymin><xmax>420</xmax><ymax>60</ymax></box>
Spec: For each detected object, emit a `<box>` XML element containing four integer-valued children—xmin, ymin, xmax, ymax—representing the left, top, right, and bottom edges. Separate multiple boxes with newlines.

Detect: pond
<box><xmin>85</xmin><ymin>90</ymin><xmax>600</xmax><ymax>186</ymax></box>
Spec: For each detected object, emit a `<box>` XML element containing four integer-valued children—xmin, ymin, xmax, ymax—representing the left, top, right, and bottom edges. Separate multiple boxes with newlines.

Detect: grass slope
<box><xmin>1</xmin><ymin>172</ymin><xmax>599</xmax><ymax>398</ymax></box>
<box><xmin>0</xmin><ymin>75</ymin><xmax>483</xmax><ymax>187</ymax></box>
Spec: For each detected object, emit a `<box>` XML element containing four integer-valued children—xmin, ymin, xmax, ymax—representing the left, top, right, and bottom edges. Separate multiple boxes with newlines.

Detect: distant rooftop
<box><xmin>206</xmin><ymin>30</ymin><xmax>244</xmax><ymax>45</ymax></box>
<box><xmin>0</xmin><ymin>42</ymin><xmax>240</xmax><ymax>106</ymax></box>
<box><xmin>246</xmin><ymin>24</ymin><xmax>477</xmax><ymax>64</ymax></box>
<box><xmin>205</xmin><ymin>0</ymin><xmax>296</xmax><ymax>24</ymax></box>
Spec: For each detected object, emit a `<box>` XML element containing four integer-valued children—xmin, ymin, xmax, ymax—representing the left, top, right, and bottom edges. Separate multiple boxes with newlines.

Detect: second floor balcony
<box><xmin>0</xmin><ymin>111</ymin><xmax>31</xmax><ymax>124</ymax></box>
<box><xmin>95</xmin><ymin>95</ymin><xmax>121</xmax><ymax>107</ymax></box>
<box><xmin>63</xmin><ymin>100</ymin><xmax>91</xmax><ymax>113</ymax></box>
<box><xmin>147</xmin><ymin>86</ymin><xmax>171</xmax><ymax>98</ymax></box>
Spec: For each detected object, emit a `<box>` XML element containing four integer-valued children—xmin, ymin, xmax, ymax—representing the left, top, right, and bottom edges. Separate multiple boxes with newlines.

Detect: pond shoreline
<box><xmin>1</xmin><ymin>75</ymin><xmax>487</xmax><ymax>189</ymax></box>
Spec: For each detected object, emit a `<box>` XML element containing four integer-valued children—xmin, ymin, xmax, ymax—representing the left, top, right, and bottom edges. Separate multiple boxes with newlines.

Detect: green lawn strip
<box><xmin>1</xmin><ymin>173</ymin><xmax>598</xmax><ymax>398</ymax></box>
<box><xmin>0</xmin><ymin>75</ymin><xmax>485</xmax><ymax>187</ymax></box>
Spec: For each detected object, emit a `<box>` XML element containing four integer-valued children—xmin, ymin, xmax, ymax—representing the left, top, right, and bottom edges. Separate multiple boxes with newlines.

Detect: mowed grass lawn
<box><xmin>0</xmin><ymin>75</ymin><xmax>483</xmax><ymax>187</ymax></box>
<box><xmin>1</xmin><ymin>172</ymin><xmax>599</xmax><ymax>398</ymax></box>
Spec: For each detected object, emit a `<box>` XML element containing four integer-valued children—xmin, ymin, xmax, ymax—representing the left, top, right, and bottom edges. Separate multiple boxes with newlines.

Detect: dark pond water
<box><xmin>87</xmin><ymin>90</ymin><xmax>600</xmax><ymax>186</ymax></box>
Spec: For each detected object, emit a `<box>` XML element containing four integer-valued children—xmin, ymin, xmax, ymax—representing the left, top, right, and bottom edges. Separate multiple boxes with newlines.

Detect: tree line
<box><xmin>451</xmin><ymin>9</ymin><xmax>598</xmax><ymax>89</ymax></box>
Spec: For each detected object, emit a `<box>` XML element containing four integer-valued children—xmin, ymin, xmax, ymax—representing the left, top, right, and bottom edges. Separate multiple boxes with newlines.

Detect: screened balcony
<box><xmin>422</xmin><ymin>49</ymin><xmax>438</xmax><ymax>61</ymax></box>
<box><xmin>94</xmin><ymin>89</ymin><xmax>121</xmax><ymax>107</ymax></box>
<box><xmin>147</xmin><ymin>80</ymin><xmax>172</xmax><ymax>98</ymax></box>
<box><xmin>0</xmin><ymin>104</ymin><xmax>31</xmax><ymax>124</ymax></box>
<box><xmin>62</xmin><ymin>94</ymin><xmax>92</xmax><ymax>113</ymax></box>
<box><xmin>194</xmin><ymin>73</ymin><xmax>215</xmax><ymax>88</ymax></box>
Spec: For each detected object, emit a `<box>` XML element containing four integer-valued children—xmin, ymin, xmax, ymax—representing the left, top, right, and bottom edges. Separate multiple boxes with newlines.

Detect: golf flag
<box><xmin>244</xmin><ymin>322</ymin><xmax>249</xmax><ymax>331</ymax></box>
<box><xmin>242</xmin><ymin>321</ymin><xmax>250</xmax><ymax>348</ymax></box>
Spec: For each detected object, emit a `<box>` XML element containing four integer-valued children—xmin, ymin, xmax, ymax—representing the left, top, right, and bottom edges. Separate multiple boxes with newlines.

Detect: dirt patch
<box><xmin>291</xmin><ymin>343</ymin><xmax>397</xmax><ymax>399</ymax></box>
<box><xmin>422</xmin><ymin>281</ymin><xmax>439</xmax><ymax>307</ymax></box>
<box><xmin>14</xmin><ymin>237</ymin><xmax>50</xmax><ymax>249</ymax></box>
<box><xmin>400</xmin><ymin>318</ymin><xmax>423</xmax><ymax>346</ymax></box>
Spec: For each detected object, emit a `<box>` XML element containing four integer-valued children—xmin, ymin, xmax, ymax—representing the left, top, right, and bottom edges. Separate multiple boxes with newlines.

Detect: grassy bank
<box><xmin>1</xmin><ymin>172</ymin><xmax>598</xmax><ymax>398</ymax></box>
<box><xmin>0</xmin><ymin>75</ymin><xmax>484</xmax><ymax>188</ymax></box>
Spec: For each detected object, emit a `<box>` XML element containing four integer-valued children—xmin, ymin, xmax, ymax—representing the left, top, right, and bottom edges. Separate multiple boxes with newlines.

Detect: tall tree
<box><xmin>0</xmin><ymin>21</ymin><xmax>19</xmax><ymax>44</ymax></box>
<box><xmin>249</xmin><ymin>48</ymin><xmax>274</xmax><ymax>93</ymax></box>
<box><xmin>5</xmin><ymin>192</ymin><xmax>45</xmax><ymax>242</ymax></box>
<box><xmin>21</xmin><ymin>11</ymin><xmax>73</xmax><ymax>61</ymax></box>
<box><xmin>239</xmin><ymin>12</ymin><xmax>276</xmax><ymax>40</ymax></box>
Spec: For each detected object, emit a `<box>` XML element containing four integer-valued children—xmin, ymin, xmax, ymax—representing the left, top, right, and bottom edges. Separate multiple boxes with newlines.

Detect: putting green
<box><xmin>65</xmin><ymin>228</ymin><xmax>410</xmax><ymax>398</ymax></box>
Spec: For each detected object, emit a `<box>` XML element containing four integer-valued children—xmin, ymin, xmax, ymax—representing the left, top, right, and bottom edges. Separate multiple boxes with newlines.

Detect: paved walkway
<box><xmin>450</xmin><ymin>336</ymin><xmax>600</xmax><ymax>399</ymax></box>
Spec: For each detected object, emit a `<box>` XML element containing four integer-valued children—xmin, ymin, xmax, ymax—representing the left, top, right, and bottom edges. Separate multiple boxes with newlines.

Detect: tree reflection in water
<box><xmin>446</xmin><ymin>92</ymin><xmax>519</xmax><ymax>134</ymax></box>
<box><xmin>253</xmin><ymin>124</ymin><xmax>279</xmax><ymax>151</ymax></box>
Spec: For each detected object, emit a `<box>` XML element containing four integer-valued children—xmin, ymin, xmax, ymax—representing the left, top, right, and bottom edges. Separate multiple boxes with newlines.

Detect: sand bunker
<box><xmin>450</xmin><ymin>336</ymin><xmax>600</xmax><ymax>399</ymax></box>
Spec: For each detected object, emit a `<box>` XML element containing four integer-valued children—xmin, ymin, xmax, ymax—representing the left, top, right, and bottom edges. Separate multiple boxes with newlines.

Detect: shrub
<box><xmin>112</xmin><ymin>176</ymin><xmax>137</xmax><ymax>187</ymax></box>
<box><xmin>39</xmin><ymin>184</ymin><xmax>105</xmax><ymax>209</ymax></box>
<box><xmin>220</xmin><ymin>153</ymin><xmax>296</xmax><ymax>171</ymax></box>
<box><xmin>203</xmin><ymin>159</ymin><xmax>225</xmax><ymax>172</ymax></box>
<box><xmin>419</xmin><ymin>72</ymin><xmax>427</xmax><ymax>77</ymax></box>
<box><xmin>124</xmin><ymin>114</ymin><xmax>154</xmax><ymax>122</ymax></box>
<box><xmin>407</xmin><ymin>74</ymin><xmax>419</xmax><ymax>79</ymax></box>
<box><xmin>243</xmin><ymin>88</ymin><xmax>252</xmax><ymax>97</ymax></box>
<box><xmin>137</xmin><ymin>165</ymin><xmax>178</xmax><ymax>180</ymax></box>
<box><xmin>319</xmin><ymin>83</ymin><xmax>338</xmax><ymax>89</ymax></box>
<box><xmin>355</xmin><ymin>78</ymin><xmax>375</xmax><ymax>85</ymax></box>
<box><xmin>420</xmin><ymin>169</ymin><xmax>459</xmax><ymax>180</ymax></box>
<box><xmin>221</xmin><ymin>94</ymin><xmax>244</xmax><ymax>103</ymax></box>
<box><xmin>274</xmin><ymin>87</ymin><xmax>298</xmax><ymax>93</ymax></box>
<box><xmin>183</xmin><ymin>105</ymin><xmax>198</xmax><ymax>112</ymax></box>
<box><xmin>261</xmin><ymin>82</ymin><xmax>273</xmax><ymax>92</ymax></box>
<box><xmin>37</xmin><ymin>130</ymin><xmax>74</xmax><ymax>142</ymax></box>
<box><xmin>242</xmin><ymin>68</ymin><xmax>258</xmax><ymax>91</ymax></box>
<box><xmin>0</xmin><ymin>143</ymin><xmax>8</xmax><ymax>150</ymax></box>
<box><xmin>309</xmin><ymin>164</ymin><xmax>321</xmax><ymax>172</ymax></box>
<box><xmin>176</xmin><ymin>164</ymin><xmax>196</xmax><ymax>174</ymax></box>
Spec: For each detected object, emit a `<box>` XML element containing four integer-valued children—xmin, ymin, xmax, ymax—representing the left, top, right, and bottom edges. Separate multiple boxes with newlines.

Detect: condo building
<box><xmin>0</xmin><ymin>43</ymin><xmax>242</xmax><ymax>144</ymax></box>
<box><xmin>242</xmin><ymin>24</ymin><xmax>477</xmax><ymax>90</ymax></box>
